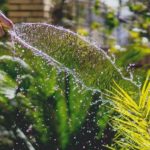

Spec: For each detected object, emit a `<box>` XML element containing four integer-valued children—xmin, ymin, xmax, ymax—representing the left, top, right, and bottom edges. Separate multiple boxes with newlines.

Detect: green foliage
<box><xmin>1</xmin><ymin>0</ymin><xmax>150</xmax><ymax>149</ymax></box>
<box><xmin>91</xmin><ymin>22</ymin><xmax>101</xmax><ymax>30</ymax></box>
<box><xmin>93</xmin><ymin>0</ymin><xmax>101</xmax><ymax>15</ymax></box>
<box><xmin>107</xmin><ymin>72</ymin><xmax>150</xmax><ymax>149</ymax></box>
<box><xmin>111</xmin><ymin>44</ymin><xmax>149</xmax><ymax>84</ymax></box>
<box><xmin>105</xmin><ymin>11</ymin><xmax>119</xmax><ymax>31</ymax></box>
<box><xmin>0</xmin><ymin>0</ymin><xmax>8</xmax><ymax>14</ymax></box>
<box><xmin>129</xmin><ymin>2</ymin><xmax>147</xmax><ymax>13</ymax></box>
<box><xmin>0</xmin><ymin>40</ymin><xmax>105</xmax><ymax>149</ymax></box>
<box><xmin>0</xmin><ymin>21</ymin><xmax>139</xmax><ymax>149</ymax></box>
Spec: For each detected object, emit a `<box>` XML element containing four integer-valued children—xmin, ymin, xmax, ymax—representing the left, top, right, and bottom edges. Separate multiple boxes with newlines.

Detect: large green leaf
<box><xmin>0</xmin><ymin>42</ymin><xmax>95</xmax><ymax>149</ymax></box>
<box><xmin>12</xmin><ymin>23</ymin><xmax>139</xmax><ymax>94</ymax></box>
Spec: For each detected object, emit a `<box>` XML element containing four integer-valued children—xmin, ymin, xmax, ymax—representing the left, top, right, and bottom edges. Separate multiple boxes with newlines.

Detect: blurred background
<box><xmin>0</xmin><ymin>0</ymin><xmax>150</xmax><ymax>150</ymax></box>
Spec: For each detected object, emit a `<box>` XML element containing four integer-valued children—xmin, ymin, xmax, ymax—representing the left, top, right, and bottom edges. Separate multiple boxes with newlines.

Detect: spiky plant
<box><xmin>106</xmin><ymin>71</ymin><xmax>150</xmax><ymax>150</ymax></box>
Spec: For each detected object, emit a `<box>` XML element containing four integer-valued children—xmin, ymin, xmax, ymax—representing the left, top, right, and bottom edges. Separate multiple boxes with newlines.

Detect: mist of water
<box><xmin>9</xmin><ymin>23</ymin><xmax>140</xmax><ymax>92</ymax></box>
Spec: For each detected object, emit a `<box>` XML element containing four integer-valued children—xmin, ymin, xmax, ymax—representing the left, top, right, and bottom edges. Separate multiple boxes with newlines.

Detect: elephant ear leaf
<box><xmin>13</xmin><ymin>23</ymin><xmax>139</xmax><ymax>96</ymax></box>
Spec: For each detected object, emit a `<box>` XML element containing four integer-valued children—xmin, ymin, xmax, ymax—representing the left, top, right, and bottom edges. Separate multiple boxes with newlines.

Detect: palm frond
<box><xmin>107</xmin><ymin>72</ymin><xmax>150</xmax><ymax>150</ymax></box>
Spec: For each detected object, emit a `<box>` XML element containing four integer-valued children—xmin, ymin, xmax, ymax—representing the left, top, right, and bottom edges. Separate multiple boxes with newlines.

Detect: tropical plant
<box><xmin>0</xmin><ymin>21</ymin><xmax>139</xmax><ymax>149</ymax></box>
<box><xmin>106</xmin><ymin>71</ymin><xmax>150</xmax><ymax>150</ymax></box>
<box><xmin>0</xmin><ymin>0</ymin><xmax>8</xmax><ymax>14</ymax></box>
<box><xmin>0</xmin><ymin>37</ymin><xmax>113</xmax><ymax>149</ymax></box>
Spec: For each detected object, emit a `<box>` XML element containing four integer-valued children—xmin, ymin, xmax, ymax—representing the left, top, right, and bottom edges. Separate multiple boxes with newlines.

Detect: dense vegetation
<box><xmin>0</xmin><ymin>0</ymin><xmax>150</xmax><ymax>150</ymax></box>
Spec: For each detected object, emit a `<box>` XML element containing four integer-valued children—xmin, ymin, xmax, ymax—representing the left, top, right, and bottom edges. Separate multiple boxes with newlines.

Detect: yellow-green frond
<box><xmin>107</xmin><ymin>73</ymin><xmax>150</xmax><ymax>150</ymax></box>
